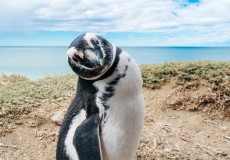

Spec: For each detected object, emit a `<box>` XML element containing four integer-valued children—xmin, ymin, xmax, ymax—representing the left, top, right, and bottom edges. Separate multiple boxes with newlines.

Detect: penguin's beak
<box><xmin>66</xmin><ymin>47</ymin><xmax>82</xmax><ymax>62</ymax></box>
<box><xmin>67</xmin><ymin>47</ymin><xmax>102</xmax><ymax>68</ymax></box>
<box><xmin>76</xmin><ymin>51</ymin><xmax>84</xmax><ymax>60</ymax></box>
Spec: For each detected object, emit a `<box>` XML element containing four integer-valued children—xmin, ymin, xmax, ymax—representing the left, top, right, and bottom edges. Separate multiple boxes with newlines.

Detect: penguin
<box><xmin>56</xmin><ymin>33</ymin><xmax>145</xmax><ymax>160</ymax></box>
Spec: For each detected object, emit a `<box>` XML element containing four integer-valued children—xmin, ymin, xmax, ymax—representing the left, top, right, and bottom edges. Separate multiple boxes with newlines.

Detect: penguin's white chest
<box><xmin>93</xmin><ymin>53</ymin><xmax>145</xmax><ymax>160</ymax></box>
<box><xmin>101</xmin><ymin>91</ymin><xmax>144</xmax><ymax>160</ymax></box>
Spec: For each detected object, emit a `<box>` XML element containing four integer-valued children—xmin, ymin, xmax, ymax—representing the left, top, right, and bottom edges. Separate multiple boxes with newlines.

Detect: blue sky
<box><xmin>0</xmin><ymin>0</ymin><xmax>230</xmax><ymax>46</ymax></box>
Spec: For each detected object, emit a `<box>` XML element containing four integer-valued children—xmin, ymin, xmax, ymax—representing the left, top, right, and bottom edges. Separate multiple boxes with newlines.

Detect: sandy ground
<box><xmin>0</xmin><ymin>82</ymin><xmax>230</xmax><ymax>160</ymax></box>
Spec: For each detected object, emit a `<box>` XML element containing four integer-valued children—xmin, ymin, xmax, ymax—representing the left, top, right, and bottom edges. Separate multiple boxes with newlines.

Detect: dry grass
<box><xmin>166</xmin><ymin>81</ymin><xmax>230</xmax><ymax>119</ymax></box>
<box><xmin>140</xmin><ymin>61</ymin><xmax>230</xmax><ymax>89</ymax></box>
<box><xmin>140</xmin><ymin>61</ymin><xmax>230</xmax><ymax>119</ymax></box>
<box><xmin>0</xmin><ymin>74</ymin><xmax>76</xmax><ymax>117</ymax></box>
<box><xmin>1</xmin><ymin>61</ymin><xmax>230</xmax><ymax>118</ymax></box>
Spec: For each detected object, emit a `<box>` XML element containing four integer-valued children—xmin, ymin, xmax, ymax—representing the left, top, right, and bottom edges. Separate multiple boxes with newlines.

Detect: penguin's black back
<box><xmin>56</xmin><ymin>78</ymin><xmax>98</xmax><ymax>159</ymax></box>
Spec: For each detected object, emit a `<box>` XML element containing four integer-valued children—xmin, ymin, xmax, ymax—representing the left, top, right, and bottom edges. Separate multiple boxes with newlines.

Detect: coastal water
<box><xmin>0</xmin><ymin>46</ymin><xmax>230</xmax><ymax>79</ymax></box>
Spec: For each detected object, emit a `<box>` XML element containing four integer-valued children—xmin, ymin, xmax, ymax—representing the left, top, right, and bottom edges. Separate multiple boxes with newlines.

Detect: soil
<box><xmin>0</xmin><ymin>81</ymin><xmax>230</xmax><ymax>160</ymax></box>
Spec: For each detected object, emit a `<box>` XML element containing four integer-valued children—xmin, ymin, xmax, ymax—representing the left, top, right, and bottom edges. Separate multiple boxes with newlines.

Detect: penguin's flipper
<box><xmin>73</xmin><ymin>114</ymin><xmax>102</xmax><ymax>160</ymax></box>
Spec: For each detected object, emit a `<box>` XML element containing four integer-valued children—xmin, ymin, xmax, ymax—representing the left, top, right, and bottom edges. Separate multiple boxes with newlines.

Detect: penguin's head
<box><xmin>67</xmin><ymin>33</ymin><xmax>115</xmax><ymax>80</ymax></box>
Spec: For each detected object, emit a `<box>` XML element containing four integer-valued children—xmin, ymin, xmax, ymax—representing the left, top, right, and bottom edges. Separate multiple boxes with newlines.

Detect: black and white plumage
<box><xmin>56</xmin><ymin>33</ymin><xmax>145</xmax><ymax>160</ymax></box>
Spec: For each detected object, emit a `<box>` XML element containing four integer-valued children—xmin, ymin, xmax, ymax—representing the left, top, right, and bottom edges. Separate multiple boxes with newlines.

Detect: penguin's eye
<box><xmin>95</xmin><ymin>40</ymin><xmax>100</xmax><ymax>45</ymax></box>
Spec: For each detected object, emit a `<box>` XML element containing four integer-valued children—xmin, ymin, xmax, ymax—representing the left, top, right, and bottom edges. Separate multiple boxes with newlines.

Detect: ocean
<box><xmin>0</xmin><ymin>46</ymin><xmax>230</xmax><ymax>79</ymax></box>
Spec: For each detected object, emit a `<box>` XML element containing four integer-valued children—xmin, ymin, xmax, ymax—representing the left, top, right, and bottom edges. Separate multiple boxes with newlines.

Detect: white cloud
<box><xmin>0</xmin><ymin>0</ymin><xmax>230</xmax><ymax>45</ymax></box>
<box><xmin>0</xmin><ymin>0</ymin><xmax>47</xmax><ymax>32</ymax></box>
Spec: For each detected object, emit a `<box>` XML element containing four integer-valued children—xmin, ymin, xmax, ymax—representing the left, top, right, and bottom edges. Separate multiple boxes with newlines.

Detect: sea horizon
<box><xmin>1</xmin><ymin>46</ymin><xmax>230</xmax><ymax>80</ymax></box>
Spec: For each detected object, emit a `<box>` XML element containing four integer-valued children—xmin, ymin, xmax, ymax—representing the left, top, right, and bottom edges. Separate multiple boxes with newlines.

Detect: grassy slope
<box><xmin>0</xmin><ymin>61</ymin><xmax>230</xmax><ymax>118</ymax></box>
<box><xmin>0</xmin><ymin>74</ymin><xmax>77</xmax><ymax>117</ymax></box>
<box><xmin>141</xmin><ymin>61</ymin><xmax>230</xmax><ymax>89</ymax></box>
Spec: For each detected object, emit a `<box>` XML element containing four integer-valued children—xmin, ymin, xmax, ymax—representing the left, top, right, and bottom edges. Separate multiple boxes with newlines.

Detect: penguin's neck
<box><xmin>76</xmin><ymin>47</ymin><xmax>122</xmax><ymax>94</ymax></box>
<box><xmin>98</xmin><ymin>47</ymin><xmax>121</xmax><ymax>80</ymax></box>
<box><xmin>76</xmin><ymin>77</ymin><xmax>96</xmax><ymax>94</ymax></box>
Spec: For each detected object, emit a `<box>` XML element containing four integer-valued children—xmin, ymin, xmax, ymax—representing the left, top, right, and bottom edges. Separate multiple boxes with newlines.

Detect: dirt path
<box><xmin>1</xmin><ymin>85</ymin><xmax>230</xmax><ymax>160</ymax></box>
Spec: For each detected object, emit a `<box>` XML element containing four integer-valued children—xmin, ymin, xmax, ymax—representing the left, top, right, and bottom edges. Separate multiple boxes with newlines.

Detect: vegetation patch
<box><xmin>140</xmin><ymin>61</ymin><xmax>230</xmax><ymax>89</ymax></box>
<box><xmin>1</xmin><ymin>61</ymin><xmax>230</xmax><ymax>119</ymax></box>
<box><xmin>140</xmin><ymin>61</ymin><xmax>230</xmax><ymax>119</ymax></box>
<box><xmin>0</xmin><ymin>74</ymin><xmax>77</xmax><ymax>117</ymax></box>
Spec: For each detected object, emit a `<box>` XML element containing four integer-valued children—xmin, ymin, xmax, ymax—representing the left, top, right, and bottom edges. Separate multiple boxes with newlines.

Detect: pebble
<box><xmin>15</xmin><ymin>120</ymin><xmax>23</xmax><ymax>125</ymax></box>
<box><xmin>220</xmin><ymin>152</ymin><xmax>227</xmax><ymax>157</ymax></box>
<box><xmin>50</xmin><ymin>110</ymin><xmax>66</xmax><ymax>126</ymax></box>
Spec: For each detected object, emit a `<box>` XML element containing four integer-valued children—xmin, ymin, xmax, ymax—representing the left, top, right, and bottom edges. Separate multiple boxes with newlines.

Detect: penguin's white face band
<box><xmin>67</xmin><ymin>33</ymin><xmax>114</xmax><ymax>80</ymax></box>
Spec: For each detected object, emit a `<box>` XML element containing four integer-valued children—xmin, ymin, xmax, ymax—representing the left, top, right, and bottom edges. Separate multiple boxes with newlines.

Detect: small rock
<box><xmin>50</xmin><ymin>110</ymin><xmax>66</xmax><ymax>126</ymax></box>
<box><xmin>220</xmin><ymin>152</ymin><xmax>227</xmax><ymax>157</ymax></box>
<box><xmin>15</xmin><ymin>121</ymin><xmax>23</xmax><ymax>125</ymax></box>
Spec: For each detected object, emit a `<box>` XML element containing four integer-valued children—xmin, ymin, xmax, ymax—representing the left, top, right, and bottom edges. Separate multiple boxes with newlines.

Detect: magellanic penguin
<box><xmin>56</xmin><ymin>33</ymin><xmax>145</xmax><ymax>160</ymax></box>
